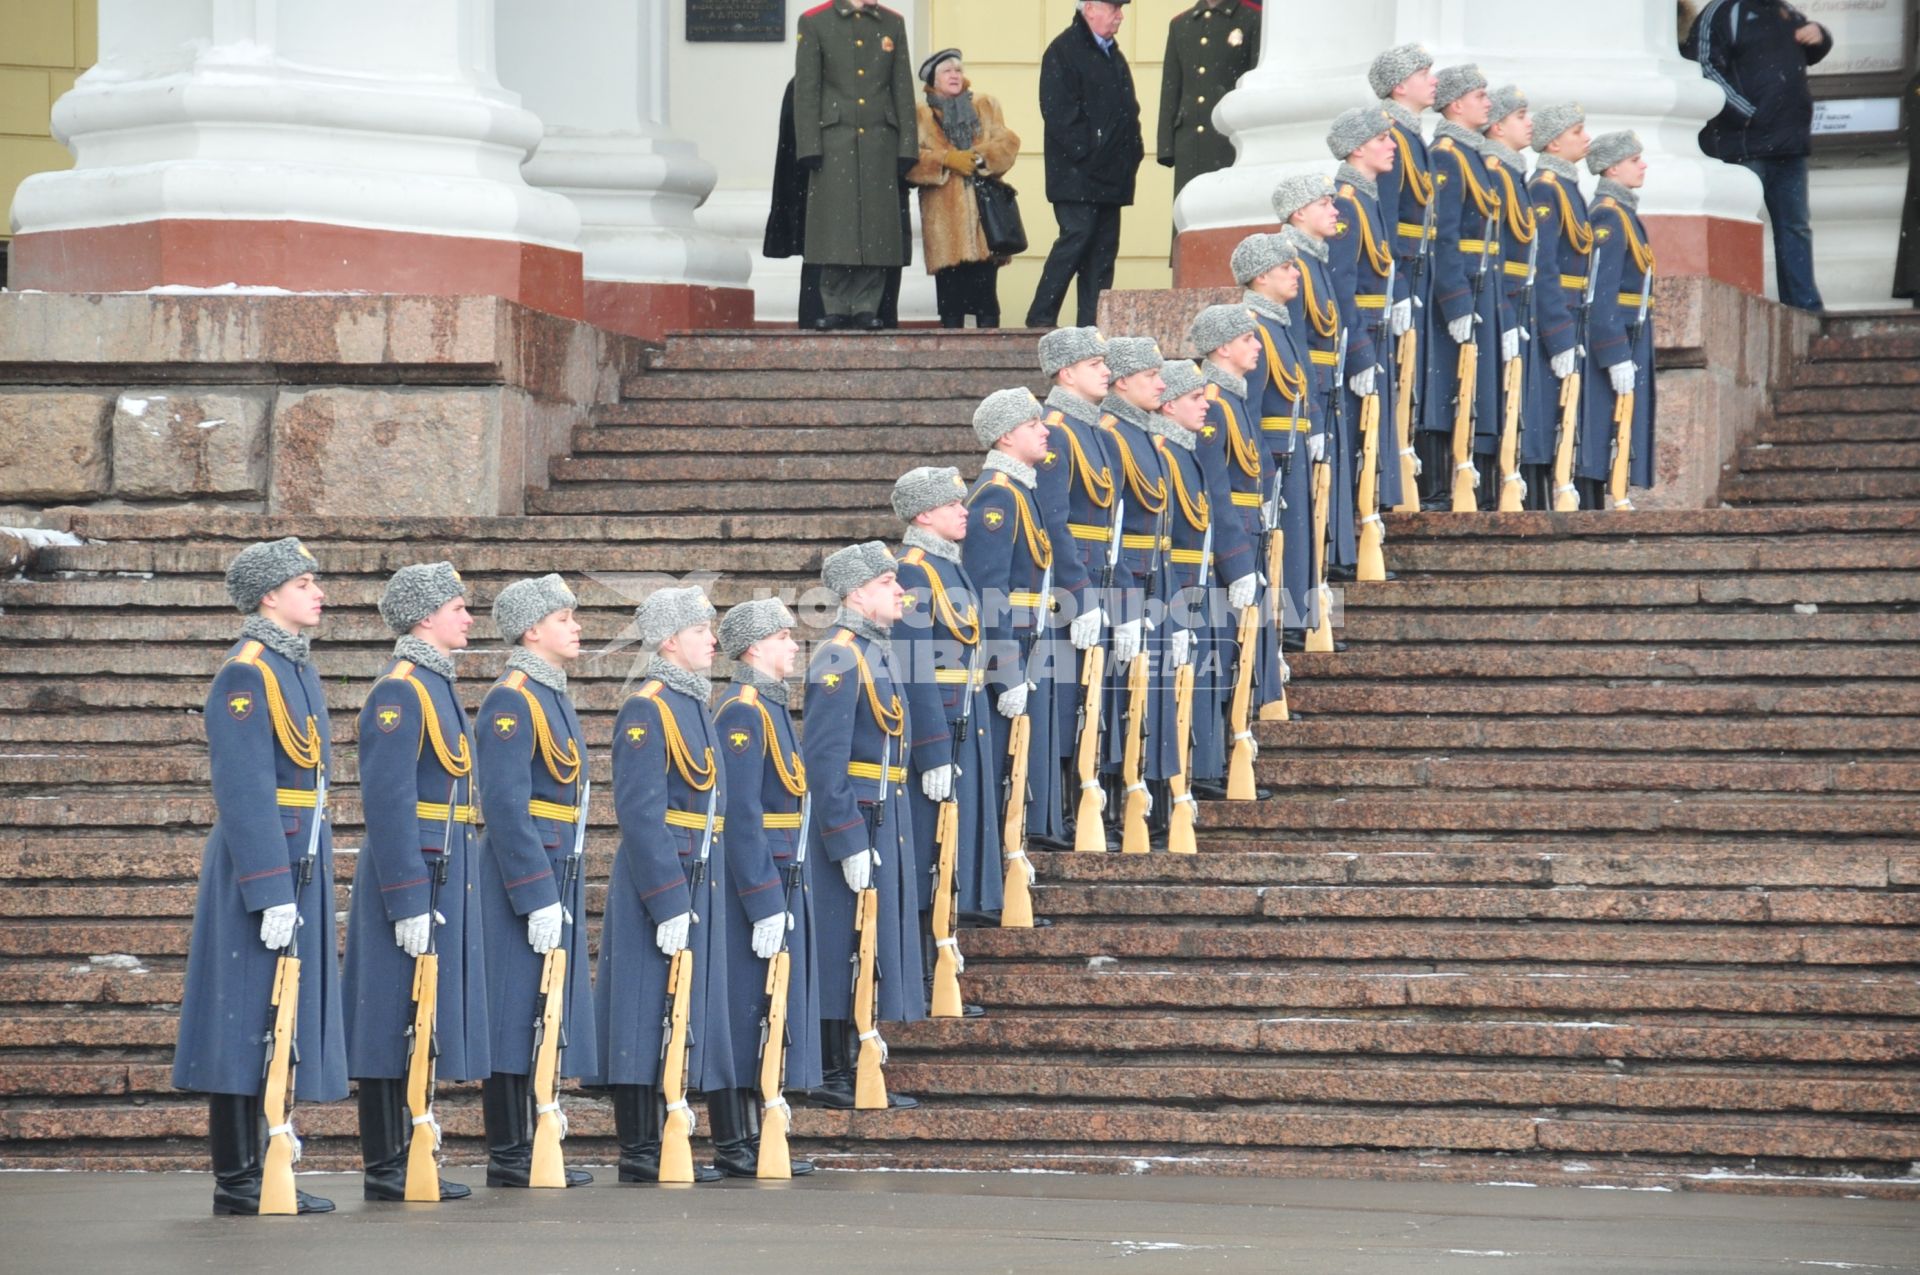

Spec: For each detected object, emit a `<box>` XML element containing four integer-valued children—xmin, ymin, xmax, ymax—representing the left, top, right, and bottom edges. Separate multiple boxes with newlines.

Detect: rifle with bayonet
<box><xmin>1072</xmin><ymin>494</ymin><xmax>1126</xmax><ymax>853</ymax></box>
<box><xmin>1356</xmin><ymin>251</ymin><xmax>1395</xmax><ymax>581</ymax></box>
<box><xmin>1000</xmin><ymin>540</ymin><xmax>1051</xmax><ymax>928</ymax></box>
<box><xmin>756</xmin><ymin>790</ymin><xmax>811</xmax><ymax>1178</ymax></box>
<box><xmin>260</xmin><ymin>765</ymin><xmax>324</xmax><ymax>1216</ymax></box>
<box><xmin>657</xmin><ymin>779</ymin><xmax>716</xmax><ymax>1183</ymax></box>
<box><xmin>1165</xmin><ymin>512</ymin><xmax>1212</xmax><ymax>856</ymax></box>
<box><xmin>1497</xmin><ymin>225</ymin><xmax>1540</xmax><ymax>512</ymax></box>
<box><xmin>1120</xmin><ymin>498</ymin><xmax>1171</xmax><ymax>855</ymax></box>
<box><xmin>1394</xmin><ymin>191</ymin><xmax>1437</xmax><ymax>512</ymax></box>
<box><xmin>529</xmin><ymin>774</ymin><xmax>588</xmax><ymax>1188</ymax></box>
<box><xmin>852</xmin><ymin>733</ymin><xmax>891</xmax><ymax>1109</ymax></box>
<box><xmin>1451</xmin><ymin>208</ymin><xmax>1498</xmax><ymax>512</ymax></box>
<box><xmin>1306</xmin><ymin>325</ymin><xmax>1348</xmax><ymax>653</ymax></box>
<box><xmin>1610</xmin><ymin>262</ymin><xmax>1653</xmax><ymax>511</ymax></box>
<box><xmin>402</xmin><ymin>779</ymin><xmax>457</xmax><ymax>1200</ymax></box>
<box><xmin>931</xmin><ymin>641</ymin><xmax>984</xmax><ymax>1012</ymax></box>
<box><xmin>1553</xmin><ymin>257</ymin><xmax>1601</xmax><ymax>512</ymax></box>
<box><xmin>1250</xmin><ymin>462</ymin><xmax>1290</xmax><ymax>727</ymax></box>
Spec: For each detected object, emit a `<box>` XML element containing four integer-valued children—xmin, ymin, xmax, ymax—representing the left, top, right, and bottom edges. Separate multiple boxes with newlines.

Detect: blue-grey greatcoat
<box><xmin>1426</xmin><ymin>132</ymin><xmax>1511</xmax><ymax>457</ymax></box>
<box><xmin>895</xmin><ymin>544</ymin><xmax>1003</xmax><ymax>917</ymax></box>
<box><xmin>1095</xmin><ymin>404</ymin><xmax>1171</xmax><ymax>775</ymax></box>
<box><xmin>1487</xmin><ymin>156</ymin><xmax>1550</xmax><ymax>473</ymax></box>
<box><xmin>1330</xmin><ymin>178</ymin><xmax>1408</xmax><ymax>511</ymax></box>
<box><xmin>1248</xmin><ymin>306</ymin><xmax>1317</xmax><ymax>632</ymax></box>
<box><xmin>343</xmin><ymin>657</ymin><xmax>489</xmax><ymax>1081</ymax></box>
<box><xmin>1036</xmin><ymin>395</ymin><xmax>1121</xmax><ymax>762</ymax></box>
<box><xmin>591</xmin><ymin>678</ymin><xmax>734</xmax><ymax>1091</ymax></box>
<box><xmin>1529</xmin><ymin>164</ymin><xmax>1595</xmax><ymax>476</ymax></box>
<box><xmin>474</xmin><ymin>668</ymin><xmax>597</xmax><ymax>1079</ymax></box>
<box><xmin>1289</xmin><ymin>246</ymin><xmax>1363</xmax><ymax>569</ymax></box>
<box><xmin>713</xmin><ymin>680</ymin><xmax>822</xmax><ymax>1092</ymax></box>
<box><xmin>805</xmin><ymin>626</ymin><xmax>925</xmax><ymax>1023</ymax></box>
<box><xmin>1201</xmin><ymin>373</ymin><xmax>1284</xmax><ymax>710</ymax></box>
<box><xmin>172</xmin><ymin>637</ymin><xmax>348</xmax><ymax>1101</ymax></box>
<box><xmin>1583</xmin><ymin>191</ymin><xmax>1657</xmax><ymax>490</ymax></box>
<box><xmin>1382</xmin><ymin>114</ymin><xmax>1437</xmax><ymax>433</ymax></box>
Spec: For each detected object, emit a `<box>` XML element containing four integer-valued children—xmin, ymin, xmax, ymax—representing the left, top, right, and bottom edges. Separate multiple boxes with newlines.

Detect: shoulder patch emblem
<box><xmin>493</xmin><ymin>714</ymin><xmax>519</xmax><ymax>740</ymax></box>
<box><xmin>376</xmin><ymin>705</ymin><xmax>402</xmax><ymax>734</ymax></box>
<box><xmin>1201</xmin><ymin>423</ymin><xmax>1217</xmax><ymax>439</ymax></box>
<box><xmin>1435</xmin><ymin>172</ymin><xmax>1449</xmax><ymax>186</ymax></box>
<box><xmin>626</xmin><ymin>722</ymin><xmax>648</xmax><ymax>749</ymax></box>
<box><xmin>881</xmin><ymin>34</ymin><xmax>893</xmax><ymax>51</ymax></box>
<box><xmin>821</xmin><ymin>671</ymin><xmax>844</xmax><ymax>693</ymax></box>
<box><xmin>1595</xmin><ymin>227</ymin><xmax>1611</xmax><ymax>241</ymax></box>
<box><xmin>226</xmin><ymin>692</ymin><xmax>253</xmax><ymax>720</ymax></box>
<box><xmin>1040</xmin><ymin>449</ymin><xmax>1059</xmax><ymax>469</ymax></box>
<box><xmin>982</xmin><ymin>508</ymin><xmax>1005</xmax><ymax>530</ymax></box>
<box><xmin>1536</xmin><ymin>204</ymin><xmax>1552</xmax><ymax>218</ymax></box>
<box><xmin>728</xmin><ymin>729</ymin><xmax>753</xmax><ymax>754</ymax></box>
<box><xmin>903</xmin><ymin>591</ymin><xmax>921</xmax><ymax>609</ymax></box>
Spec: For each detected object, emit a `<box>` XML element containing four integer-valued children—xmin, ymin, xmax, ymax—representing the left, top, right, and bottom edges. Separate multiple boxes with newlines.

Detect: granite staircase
<box><xmin>1</xmin><ymin>324</ymin><xmax>1915</xmax><ymax>1196</ymax></box>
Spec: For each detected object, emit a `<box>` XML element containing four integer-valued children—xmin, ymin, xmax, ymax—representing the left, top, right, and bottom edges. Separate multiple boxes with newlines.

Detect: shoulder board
<box><xmin>1098</xmin><ymin>413</ymin><xmax>1118</xmax><ymax>429</ymax></box>
<box><xmin>1241</xmin><ymin>0</ymin><xmax>1261</xmax><ymax>10</ymax></box>
<box><xmin>1536</xmin><ymin>170</ymin><xmax>1559</xmax><ymax>186</ymax></box>
<box><xmin>638</xmin><ymin>680</ymin><xmax>663</xmax><ymax>700</ymax></box>
<box><xmin>738</xmin><ymin>685</ymin><xmax>760</xmax><ymax>707</ymax></box>
<box><xmin>831</xmin><ymin>630</ymin><xmax>856</xmax><ymax>648</ymax></box>
<box><xmin>1044</xmin><ymin>409</ymin><xmax>1066</xmax><ymax>426</ymax></box>
<box><xmin>504</xmin><ymin>670</ymin><xmax>528</xmax><ymax>690</ymax></box>
<box><xmin>801</xmin><ymin>1</ymin><xmax>832</xmax><ymax>15</ymax></box>
<box><xmin>1434</xmin><ymin>137</ymin><xmax>1455</xmax><ymax>152</ymax></box>
<box><xmin>900</xmin><ymin>546</ymin><xmax>926</xmax><ymax>566</ymax></box>
<box><xmin>1152</xmin><ymin>435</ymin><xmax>1169</xmax><ymax>454</ymax></box>
<box><xmin>1204</xmin><ymin>382</ymin><xmax>1221</xmax><ymax>402</ymax></box>
<box><xmin>1339</xmin><ymin>183</ymin><xmax>1355</xmax><ymax>199</ymax></box>
<box><xmin>385</xmin><ymin>660</ymin><xmax>416</xmax><ymax>681</ymax></box>
<box><xmin>232</xmin><ymin>640</ymin><xmax>265</xmax><ymax>664</ymax></box>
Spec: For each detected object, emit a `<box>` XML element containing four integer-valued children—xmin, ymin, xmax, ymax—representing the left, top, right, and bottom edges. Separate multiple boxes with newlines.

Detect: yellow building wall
<box><xmin>929</xmin><ymin>0</ymin><xmax>1196</xmax><ymax>307</ymax></box>
<box><xmin>0</xmin><ymin>0</ymin><xmax>94</xmax><ymax>244</ymax></box>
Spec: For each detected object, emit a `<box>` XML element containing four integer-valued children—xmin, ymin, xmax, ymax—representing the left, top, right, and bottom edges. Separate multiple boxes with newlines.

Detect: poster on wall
<box><xmin>1800</xmin><ymin>0</ymin><xmax>1908</xmax><ymax>77</ymax></box>
<box><xmin>687</xmin><ymin>0</ymin><xmax>785</xmax><ymax>42</ymax></box>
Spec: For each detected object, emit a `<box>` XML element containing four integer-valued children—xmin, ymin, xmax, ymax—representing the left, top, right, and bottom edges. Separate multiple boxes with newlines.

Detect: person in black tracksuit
<box><xmin>1681</xmin><ymin>0</ymin><xmax>1832</xmax><ymax>311</ymax></box>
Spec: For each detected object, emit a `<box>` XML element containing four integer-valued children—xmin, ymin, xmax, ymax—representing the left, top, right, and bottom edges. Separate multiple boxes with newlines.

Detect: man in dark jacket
<box><xmin>1682</xmin><ymin>0</ymin><xmax>1833</xmax><ymax>311</ymax></box>
<box><xmin>1026</xmin><ymin>1</ymin><xmax>1145</xmax><ymax>329</ymax></box>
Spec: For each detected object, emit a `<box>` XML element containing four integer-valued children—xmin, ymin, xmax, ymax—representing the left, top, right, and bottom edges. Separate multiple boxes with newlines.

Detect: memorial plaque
<box><xmin>1800</xmin><ymin>0</ymin><xmax>1908</xmax><ymax>78</ymax></box>
<box><xmin>687</xmin><ymin>0</ymin><xmax>785</xmax><ymax>43</ymax></box>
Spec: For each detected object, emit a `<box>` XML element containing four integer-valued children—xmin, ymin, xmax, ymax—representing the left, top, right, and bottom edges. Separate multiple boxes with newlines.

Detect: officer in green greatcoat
<box><xmin>794</xmin><ymin>0</ymin><xmax>918</xmax><ymax>330</ymax></box>
<box><xmin>1157</xmin><ymin>0</ymin><xmax>1262</xmax><ymax>200</ymax></box>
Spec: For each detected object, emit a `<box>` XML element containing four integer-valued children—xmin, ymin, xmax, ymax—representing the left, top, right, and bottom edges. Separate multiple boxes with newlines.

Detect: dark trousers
<box><xmin>1742</xmin><ymin>156</ymin><xmax>1823</xmax><ymax>312</ymax></box>
<box><xmin>935</xmin><ymin>261</ymin><xmax>1001</xmax><ymax>327</ymax></box>
<box><xmin>1026</xmin><ymin>200</ymin><xmax>1123</xmax><ymax>329</ymax></box>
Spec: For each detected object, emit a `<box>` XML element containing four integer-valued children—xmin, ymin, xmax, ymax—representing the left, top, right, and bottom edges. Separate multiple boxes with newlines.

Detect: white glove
<box><xmin>1279</xmin><ymin>655</ymin><xmax>1292</xmax><ymax>685</ymax></box>
<box><xmin>921</xmin><ymin>763</ymin><xmax>955</xmax><ymax>803</ymax></box>
<box><xmin>393</xmin><ymin>911</ymin><xmax>437</xmax><ymax>958</ymax></box>
<box><xmin>1112</xmin><ymin>618</ymin><xmax>1143</xmax><ymax>665</ymax></box>
<box><xmin>1069</xmin><ymin>605</ymin><xmax>1104</xmax><ymax>651</ymax></box>
<box><xmin>1306</xmin><ymin>433</ymin><xmax>1327</xmax><ymax>464</ymax></box>
<box><xmin>259</xmin><ymin>902</ymin><xmax>297</xmax><ymax>951</ymax></box>
<box><xmin>1609</xmin><ymin>361</ymin><xmax>1636</xmax><ymax>396</ymax></box>
<box><xmin>1551</xmin><ymin>348</ymin><xmax>1578</xmax><ymax>380</ymax></box>
<box><xmin>1171</xmin><ymin>627</ymin><xmax>1196</xmax><ymax>668</ymax></box>
<box><xmin>1348</xmin><ymin>365</ymin><xmax>1378</xmax><ymax>398</ymax></box>
<box><xmin>527</xmin><ymin>902</ymin><xmax>563</xmax><ymax>954</ymax></box>
<box><xmin>841</xmin><ymin>850</ymin><xmax>875</xmax><ymax>893</ymax></box>
<box><xmin>997</xmin><ymin>683</ymin><xmax>1029</xmax><ymax>718</ymax></box>
<box><xmin>654</xmin><ymin>911</ymin><xmax>691</xmax><ymax>956</ymax></box>
<box><xmin>1227</xmin><ymin>573</ymin><xmax>1258</xmax><ymax>610</ymax></box>
<box><xmin>1390</xmin><ymin>298</ymin><xmax>1413</xmax><ymax>336</ymax></box>
<box><xmin>1408</xmin><ymin>449</ymin><xmax>1423</xmax><ymax>477</ymax></box>
<box><xmin>1448</xmin><ymin>314</ymin><xmax>1474</xmax><ymax>346</ymax></box>
<box><xmin>751</xmin><ymin>914</ymin><xmax>785</xmax><ymax>960</ymax></box>
<box><xmin>1501</xmin><ymin>327</ymin><xmax>1521</xmax><ymax>363</ymax></box>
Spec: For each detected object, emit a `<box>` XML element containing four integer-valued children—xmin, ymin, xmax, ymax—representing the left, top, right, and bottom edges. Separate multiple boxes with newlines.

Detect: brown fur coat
<box><xmin>906</xmin><ymin>87</ymin><xmax>1022</xmax><ymax>275</ymax></box>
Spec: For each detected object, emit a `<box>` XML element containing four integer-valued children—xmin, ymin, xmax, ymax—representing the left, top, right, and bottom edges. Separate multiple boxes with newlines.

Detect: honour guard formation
<box><xmin>173</xmin><ymin>37</ymin><xmax>1657</xmax><ymax>1214</ymax></box>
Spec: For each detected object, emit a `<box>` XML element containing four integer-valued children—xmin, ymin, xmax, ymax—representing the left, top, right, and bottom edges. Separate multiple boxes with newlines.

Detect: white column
<box><xmin>496</xmin><ymin>0</ymin><xmax>752</xmax><ymax>299</ymax></box>
<box><xmin>10</xmin><ymin>0</ymin><xmax>579</xmax><ymax>260</ymax></box>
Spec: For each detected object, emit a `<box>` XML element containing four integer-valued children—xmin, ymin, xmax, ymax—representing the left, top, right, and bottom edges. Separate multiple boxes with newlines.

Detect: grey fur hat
<box><xmin>823</xmin><ymin>540</ymin><xmax>898</xmax><ymax>597</ymax></box>
<box><xmin>225</xmin><ymin>536</ymin><xmax>318</xmax><ymax>612</ymax></box>
<box><xmin>492</xmin><ymin>573</ymin><xmax>576</xmax><ymax>644</ymax></box>
<box><xmin>1327</xmin><ymin>105</ymin><xmax>1392</xmax><ymax>159</ymax></box>
<box><xmin>1486</xmin><ymin>84</ymin><xmax>1528</xmax><ymax>129</ymax></box>
<box><xmin>1587</xmin><ymin>129</ymin><xmax>1643</xmax><ymax>175</ymax></box>
<box><xmin>1188</xmin><ymin>303</ymin><xmax>1258</xmax><ymax>355</ymax></box>
<box><xmin>635</xmin><ymin>584</ymin><xmax>715</xmax><ymax>649</ymax></box>
<box><xmin>1368</xmin><ymin>42</ymin><xmax>1432</xmax><ymax>100</ymax></box>
<box><xmin>973</xmin><ymin>387</ymin><xmax>1045</xmax><ymax>447</ymax></box>
<box><xmin>892</xmin><ymin>465</ymin><xmax>970</xmax><ymax>523</ymax></box>
<box><xmin>1158</xmin><ymin>359</ymin><xmax>1206</xmax><ymax>404</ymax></box>
<box><xmin>1531</xmin><ymin>101</ymin><xmax>1586</xmax><ymax>152</ymax></box>
<box><xmin>1039</xmin><ymin>325</ymin><xmax>1108</xmax><ymax>378</ymax></box>
<box><xmin>718</xmin><ymin>597</ymin><xmax>797</xmax><ymax>660</ymax></box>
<box><xmin>1230</xmin><ymin>232</ymin><xmax>1294</xmax><ymax>285</ymax></box>
<box><xmin>1272</xmin><ymin>171</ymin><xmax>1336</xmax><ymax>224</ymax></box>
<box><xmin>378</xmin><ymin>561</ymin><xmax>466</xmax><ymax>634</ymax></box>
<box><xmin>1102</xmin><ymin>336</ymin><xmax>1165</xmax><ymax>381</ymax></box>
<box><xmin>1434</xmin><ymin>64</ymin><xmax>1488</xmax><ymax>113</ymax></box>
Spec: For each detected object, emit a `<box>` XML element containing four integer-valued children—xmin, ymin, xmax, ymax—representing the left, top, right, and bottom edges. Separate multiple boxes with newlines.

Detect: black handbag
<box><xmin>975</xmin><ymin>176</ymin><xmax>1028</xmax><ymax>258</ymax></box>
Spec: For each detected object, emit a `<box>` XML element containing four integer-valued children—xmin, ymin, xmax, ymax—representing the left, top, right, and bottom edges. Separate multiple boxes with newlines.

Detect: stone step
<box><xmin>594</xmin><ymin>398</ymin><xmax>981</xmax><ymax>427</ymax></box>
<box><xmin>648</xmin><ymin>330</ymin><xmax>1041</xmax><ymax>371</ymax></box>
<box><xmin>1749</xmin><ymin>413</ymin><xmax>1920</xmax><ymax>446</ymax></box>
<box><xmin>1720</xmin><ymin>469</ymin><xmax>1920</xmax><ymax>505</ymax></box>
<box><xmin>1204</xmin><ymin>793</ymin><xmax>1920</xmax><ymax>838</ymax></box>
<box><xmin>528</xmin><ymin>480</ymin><xmax>900</xmax><ymax>515</ymax></box>
<box><xmin>1792</xmin><ymin>359</ymin><xmax>1920</xmax><ymax>388</ymax></box>
<box><xmin>1810</xmin><ymin>317</ymin><xmax>1920</xmax><ymax>358</ymax></box>
<box><xmin>1340</xmin><ymin>573</ymin><xmax>1920</xmax><ymax>607</ymax></box>
<box><xmin>1772</xmin><ymin>385</ymin><xmax>1920</xmax><ymax>416</ymax></box>
<box><xmin>1288</xmin><ymin>643</ymin><xmax>1918</xmax><ymax>682</ymax></box>
<box><xmin>572</xmin><ymin>423</ymin><xmax>971</xmax><ymax>456</ymax></box>
<box><xmin>1280</xmin><ymin>686</ymin><xmax>1920</xmax><ymax>725</ymax></box>
<box><xmin>1736</xmin><ymin>442</ymin><xmax>1920</xmax><ymax>473</ymax></box>
<box><xmin>547</xmin><ymin>451</ymin><xmax>980</xmax><ymax>485</ymax></box>
<box><xmin>619</xmin><ymin>369</ymin><xmax>1049</xmax><ymax>401</ymax></box>
<box><xmin>1333</xmin><ymin>610</ymin><xmax>1913</xmax><ymax>645</ymax></box>
<box><xmin>1381</xmin><ymin>534</ymin><xmax>1920</xmax><ymax>573</ymax></box>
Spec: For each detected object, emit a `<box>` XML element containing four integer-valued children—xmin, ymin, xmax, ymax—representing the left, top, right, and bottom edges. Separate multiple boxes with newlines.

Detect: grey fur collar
<box><xmin>1381</xmin><ymin>100</ymin><xmax>1422</xmax><ymax>135</ymax></box>
<box><xmin>393</xmin><ymin>635</ymin><xmax>455</xmax><ymax>682</ymax></box>
<box><xmin>1595</xmin><ymin>178</ymin><xmax>1639</xmax><ymax>211</ymax></box>
<box><xmin>1536</xmin><ymin>153</ymin><xmax>1581</xmax><ymax>184</ymax></box>
<box><xmin>903</xmin><ymin>525</ymin><xmax>962</xmax><ymax>564</ymax></box>
<box><xmin>507</xmin><ymin>647</ymin><xmax>567</xmax><ymax>695</ymax></box>
<box><xmin>1203</xmin><ymin>360</ymin><xmax>1247</xmax><ymax>399</ymax></box>
<box><xmin>1279</xmin><ymin>224</ymin><xmax>1328</xmax><ymax>264</ymax></box>
<box><xmin>1045</xmin><ymin>385</ymin><xmax>1101</xmax><ymax>425</ymax></box>
<box><xmin>1143</xmin><ymin>410</ymin><xmax>1197</xmax><ymax>451</ymax></box>
<box><xmin>644</xmin><ymin>654</ymin><xmax>712</xmax><ymax>702</ymax></box>
<box><xmin>732</xmin><ymin>663</ymin><xmax>791</xmax><ymax>708</ymax></box>
<box><xmin>240</xmin><ymin>615</ymin><xmax>311</xmax><ymax>666</ymax></box>
<box><xmin>1434</xmin><ymin>119</ymin><xmax>1486</xmax><ymax>153</ymax></box>
<box><xmin>834</xmin><ymin>606</ymin><xmax>893</xmax><ymax>653</ymax></box>
<box><xmin>981</xmin><ymin>449</ymin><xmax>1036</xmax><ymax>487</ymax></box>
<box><xmin>1100</xmin><ymin>394</ymin><xmax>1155</xmax><ymax>431</ymax></box>
<box><xmin>1244</xmin><ymin>290</ymin><xmax>1292</xmax><ymax>326</ymax></box>
<box><xmin>1336</xmin><ymin>162</ymin><xmax>1378</xmax><ymax>201</ymax></box>
<box><xmin>1481</xmin><ymin>139</ymin><xmax>1527</xmax><ymax>176</ymax></box>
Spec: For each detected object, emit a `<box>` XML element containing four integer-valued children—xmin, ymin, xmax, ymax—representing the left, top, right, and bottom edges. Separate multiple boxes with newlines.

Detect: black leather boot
<box><xmin>708</xmin><ymin>1088</ymin><xmax>759</xmax><ymax>1178</ymax></box>
<box><xmin>809</xmin><ymin>1019</ymin><xmax>856</xmax><ymax>1109</ymax></box>
<box><xmin>360</xmin><ymin>1078</ymin><xmax>469</xmax><ymax>1201</ymax></box>
<box><xmin>1576</xmin><ymin>477</ymin><xmax>1606</xmax><ymax>510</ymax></box>
<box><xmin>209</xmin><ymin>1093</ymin><xmax>333</xmax><ymax>1215</ymax></box>
<box><xmin>483</xmin><ymin>1072</ymin><xmax>591</xmax><ymax>1187</ymax></box>
<box><xmin>743</xmin><ymin>1089</ymin><xmax>817</xmax><ymax>1175</ymax></box>
<box><xmin>614</xmin><ymin>1084</ymin><xmax>721</xmax><ymax>1183</ymax></box>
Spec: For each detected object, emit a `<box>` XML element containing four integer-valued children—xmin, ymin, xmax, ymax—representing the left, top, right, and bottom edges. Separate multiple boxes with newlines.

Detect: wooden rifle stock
<box><xmin>755</xmin><ymin>949</ymin><xmax>792</xmax><ymax>1178</ymax></box>
<box><xmin>1392</xmin><ymin>329</ymin><xmax>1420</xmax><ymax>513</ymax></box>
<box><xmin>1449</xmin><ymin>340</ymin><xmax>1480</xmax><ymax>512</ymax></box>
<box><xmin>1119</xmin><ymin>652</ymin><xmax>1151</xmax><ymax>854</ymax></box>
<box><xmin>1497</xmin><ymin>355</ymin><xmax>1526</xmax><ymax>512</ymax></box>
<box><xmin>1305</xmin><ymin>461</ymin><xmax>1335</xmax><ymax>653</ymax></box>
<box><xmin>402</xmin><ymin>951</ymin><xmax>440</xmax><ymax>1200</ymax></box>
<box><xmin>1356</xmin><ymin>393</ymin><xmax>1387</xmax><ymax>582</ymax></box>
<box><xmin>852</xmin><ymin>887</ymin><xmax>888</xmax><ymax>1109</ymax></box>
<box><xmin>1071</xmin><ymin>644</ymin><xmax>1107</xmax><ymax>852</ymax></box>
<box><xmin>259</xmin><ymin>952</ymin><xmax>301</xmax><ymax>1216</ymax></box>
<box><xmin>657</xmin><ymin>948</ymin><xmax>696</xmax><ymax>1181</ymax></box>
<box><xmin>1165</xmin><ymin>661</ymin><xmax>1197</xmax><ymax>855</ymax></box>
<box><xmin>528</xmin><ymin>948</ymin><xmax>569</xmax><ymax>1187</ymax></box>
<box><xmin>1552</xmin><ymin>371</ymin><xmax>1581</xmax><ymax>511</ymax></box>
<box><xmin>999</xmin><ymin>712</ymin><xmax>1034</xmax><ymax>927</ymax></box>
<box><xmin>929</xmin><ymin>797</ymin><xmax>963</xmax><ymax>1014</ymax></box>
<box><xmin>1609</xmin><ymin>389</ymin><xmax>1635</xmax><ymax>510</ymax></box>
<box><xmin>1226</xmin><ymin>605</ymin><xmax>1260</xmax><ymax>799</ymax></box>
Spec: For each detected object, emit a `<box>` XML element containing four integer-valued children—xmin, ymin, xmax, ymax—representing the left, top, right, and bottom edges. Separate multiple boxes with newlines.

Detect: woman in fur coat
<box><xmin>907</xmin><ymin>49</ymin><xmax>1022</xmax><ymax>328</ymax></box>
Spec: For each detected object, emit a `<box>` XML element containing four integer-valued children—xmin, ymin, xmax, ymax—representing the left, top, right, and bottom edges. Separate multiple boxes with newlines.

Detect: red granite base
<box><xmin>585</xmin><ymin>280</ymin><xmax>755</xmax><ymax>342</ymax></box>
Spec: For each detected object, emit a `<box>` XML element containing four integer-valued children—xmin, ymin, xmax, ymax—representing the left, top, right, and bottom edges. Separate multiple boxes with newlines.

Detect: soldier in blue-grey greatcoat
<box><xmin>804</xmin><ymin>541</ymin><xmax>924</xmax><ymax>1108</ymax></box>
<box><xmin>474</xmin><ymin>573</ymin><xmax>596</xmax><ymax>1188</ymax></box>
<box><xmin>593</xmin><ymin>586</ymin><xmax>734</xmax><ymax>1184</ymax></box>
<box><xmin>1372</xmin><ymin>43</ymin><xmax>1438</xmax><ymax>447</ymax></box>
<box><xmin>1480</xmin><ymin>85</ymin><xmax>1549</xmax><ymax>511</ymax></box>
<box><xmin>1527</xmin><ymin>102</ymin><xmax>1598</xmax><ymax>511</ymax></box>
<box><xmin>342</xmin><ymin>562</ymin><xmax>487</xmax><ymax>1203</ymax></box>
<box><xmin>713</xmin><ymin>599</ymin><xmax>820</xmax><ymax>1176</ymax></box>
<box><xmin>1583</xmin><ymin>130</ymin><xmax>1658</xmax><ymax>509</ymax></box>
<box><xmin>172</xmin><ymin>535</ymin><xmax>347</xmax><ymax>1216</ymax></box>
